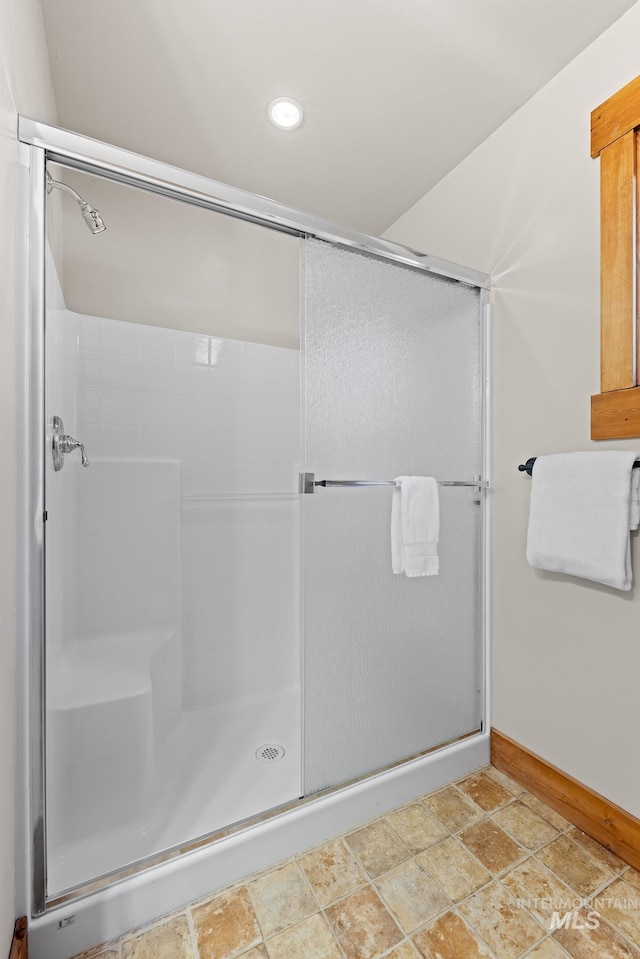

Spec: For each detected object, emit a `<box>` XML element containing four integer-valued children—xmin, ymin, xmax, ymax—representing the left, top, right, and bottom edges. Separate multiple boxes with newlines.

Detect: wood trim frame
<box><xmin>8</xmin><ymin>918</ymin><xmax>27</xmax><ymax>959</ymax></box>
<box><xmin>599</xmin><ymin>131</ymin><xmax>636</xmax><ymax>393</ymax></box>
<box><xmin>491</xmin><ymin>729</ymin><xmax>640</xmax><ymax>872</ymax></box>
<box><xmin>591</xmin><ymin>73</ymin><xmax>640</xmax><ymax>158</ymax></box>
<box><xmin>591</xmin><ymin>386</ymin><xmax>640</xmax><ymax>438</ymax></box>
<box><xmin>591</xmin><ymin>74</ymin><xmax>640</xmax><ymax>437</ymax></box>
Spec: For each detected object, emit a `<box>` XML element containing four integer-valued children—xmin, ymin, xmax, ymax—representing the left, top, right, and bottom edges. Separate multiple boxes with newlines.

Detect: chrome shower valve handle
<box><xmin>60</xmin><ymin>434</ymin><xmax>89</xmax><ymax>467</ymax></box>
<box><xmin>51</xmin><ymin>415</ymin><xmax>90</xmax><ymax>471</ymax></box>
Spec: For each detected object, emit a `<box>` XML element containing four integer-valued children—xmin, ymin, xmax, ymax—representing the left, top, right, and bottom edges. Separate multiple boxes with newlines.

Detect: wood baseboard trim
<box><xmin>491</xmin><ymin>729</ymin><xmax>640</xmax><ymax>872</ymax></box>
<box><xmin>8</xmin><ymin>918</ymin><xmax>27</xmax><ymax>959</ymax></box>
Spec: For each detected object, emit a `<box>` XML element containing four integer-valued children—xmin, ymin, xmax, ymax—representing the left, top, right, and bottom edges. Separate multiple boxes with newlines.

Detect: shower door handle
<box><xmin>51</xmin><ymin>415</ymin><xmax>90</xmax><ymax>471</ymax></box>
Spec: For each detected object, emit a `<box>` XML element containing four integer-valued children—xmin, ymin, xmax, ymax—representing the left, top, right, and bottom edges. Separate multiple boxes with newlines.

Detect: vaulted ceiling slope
<box><xmin>40</xmin><ymin>0</ymin><xmax>637</xmax><ymax>235</ymax></box>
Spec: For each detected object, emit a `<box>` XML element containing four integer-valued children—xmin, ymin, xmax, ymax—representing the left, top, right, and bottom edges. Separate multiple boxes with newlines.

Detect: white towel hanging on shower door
<box><xmin>391</xmin><ymin>476</ymin><xmax>440</xmax><ymax>577</ymax></box>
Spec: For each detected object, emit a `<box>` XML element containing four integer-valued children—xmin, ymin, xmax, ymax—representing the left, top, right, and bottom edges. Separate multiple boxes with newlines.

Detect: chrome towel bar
<box><xmin>300</xmin><ymin>473</ymin><xmax>487</xmax><ymax>493</ymax></box>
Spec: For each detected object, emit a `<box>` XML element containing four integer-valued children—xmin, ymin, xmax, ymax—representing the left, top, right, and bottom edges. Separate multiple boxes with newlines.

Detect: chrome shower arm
<box><xmin>46</xmin><ymin>170</ymin><xmax>84</xmax><ymax>206</ymax></box>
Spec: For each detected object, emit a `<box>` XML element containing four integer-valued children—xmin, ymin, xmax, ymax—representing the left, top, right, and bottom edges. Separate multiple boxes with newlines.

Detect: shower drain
<box><xmin>256</xmin><ymin>743</ymin><xmax>285</xmax><ymax>762</ymax></box>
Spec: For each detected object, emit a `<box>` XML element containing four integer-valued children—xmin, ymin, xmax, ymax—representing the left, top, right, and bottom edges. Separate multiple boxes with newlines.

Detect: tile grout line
<box><xmin>405</xmin><ymin>902</ymin><xmax>503</xmax><ymax>959</ymax></box>
<box><xmin>532</xmin><ymin>837</ymin><xmax>625</xmax><ymax>902</ymax></box>
<box><xmin>497</xmin><ymin>852</ymin><xmax>639</xmax><ymax>956</ymax></box>
<box><xmin>259</xmin><ymin>909</ymin><xmax>348</xmax><ymax>959</ymax></box>
<box><xmin>594</xmin><ymin>914</ymin><xmax>640</xmax><ymax>956</ymax></box>
<box><xmin>279</xmin><ymin>856</ymin><xmax>351</xmax><ymax>959</ymax></box>
<box><xmin>371</xmin><ymin>866</ymin><xmax>446</xmax><ymax>945</ymax></box>
<box><xmin>488</xmin><ymin>798</ymin><xmax>567</xmax><ymax>848</ymax></box>
<box><xmin>185</xmin><ymin>908</ymin><xmax>200</xmax><ymax>959</ymax></box>
<box><xmin>118</xmin><ymin>908</ymin><xmax>191</xmax><ymax>950</ymax></box>
<box><xmin>517</xmin><ymin>932</ymin><xmax>571</xmax><ymax>958</ymax></box>
<box><xmin>244</xmin><ymin>878</ymin><xmax>275</xmax><ymax>947</ymax></box>
<box><xmin>581</xmin><ymin>873</ymin><xmax>640</xmax><ymax>954</ymax></box>
<box><xmin>447</xmin><ymin>904</ymin><xmax>503</xmax><ymax>959</ymax></box>
<box><xmin>376</xmin><ymin>938</ymin><xmax>419</xmax><ymax>959</ymax></box>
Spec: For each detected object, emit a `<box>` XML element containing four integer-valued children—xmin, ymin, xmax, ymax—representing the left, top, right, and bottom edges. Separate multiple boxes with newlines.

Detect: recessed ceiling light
<box><xmin>268</xmin><ymin>97</ymin><xmax>303</xmax><ymax>131</ymax></box>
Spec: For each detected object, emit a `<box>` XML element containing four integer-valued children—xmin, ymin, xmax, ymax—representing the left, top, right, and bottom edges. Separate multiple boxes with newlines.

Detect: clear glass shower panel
<box><xmin>302</xmin><ymin>239</ymin><xmax>483</xmax><ymax>795</ymax></box>
<box><xmin>43</xmin><ymin>166</ymin><xmax>302</xmax><ymax>897</ymax></box>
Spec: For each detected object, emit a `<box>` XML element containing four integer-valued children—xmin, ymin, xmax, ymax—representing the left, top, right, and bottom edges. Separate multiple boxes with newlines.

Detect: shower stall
<box><xmin>17</xmin><ymin>119</ymin><xmax>491</xmax><ymax>959</ymax></box>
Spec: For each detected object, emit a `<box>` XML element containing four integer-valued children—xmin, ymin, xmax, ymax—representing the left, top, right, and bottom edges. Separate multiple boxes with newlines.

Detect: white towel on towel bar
<box><xmin>391</xmin><ymin>476</ymin><xmax>439</xmax><ymax>577</ymax></box>
<box><xmin>526</xmin><ymin>451</ymin><xmax>640</xmax><ymax>590</ymax></box>
<box><xmin>631</xmin><ymin>466</ymin><xmax>640</xmax><ymax>530</ymax></box>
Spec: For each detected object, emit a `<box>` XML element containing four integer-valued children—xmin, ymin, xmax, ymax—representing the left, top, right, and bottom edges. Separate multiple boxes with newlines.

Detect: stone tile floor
<box><xmin>73</xmin><ymin>765</ymin><xmax>640</xmax><ymax>959</ymax></box>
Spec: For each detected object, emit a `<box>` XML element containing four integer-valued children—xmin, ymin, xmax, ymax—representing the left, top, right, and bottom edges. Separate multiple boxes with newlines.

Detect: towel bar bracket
<box><xmin>518</xmin><ymin>458</ymin><xmax>537</xmax><ymax>477</ymax></box>
<box><xmin>299</xmin><ymin>472</ymin><xmax>316</xmax><ymax>494</ymax></box>
<box><xmin>473</xmin><ymin>474</ymin><xmax>482</xmax><ymax>505</ymax></box>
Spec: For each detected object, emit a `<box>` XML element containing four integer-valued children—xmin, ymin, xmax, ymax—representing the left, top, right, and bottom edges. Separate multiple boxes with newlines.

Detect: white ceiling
<box><xmin>40</xmin><ymin>0</ymin><xmax>637</xmax><ymax>235</ymax></box>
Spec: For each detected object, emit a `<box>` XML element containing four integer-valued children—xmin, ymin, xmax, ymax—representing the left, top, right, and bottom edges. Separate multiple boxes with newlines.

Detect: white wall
<box><xmin>0</xmin><ymin>0</ymin><xmax>56</xmax><ymax>952</ymax></box>
<box><xmin>385</xmin><ymin>2</ymin><xmax>640</xmax><ymax>815</ymax></box>
<box><xmin>53</xmin><ymin>169</ymin><xmax>301</xmax><ymax>350</ymax></box>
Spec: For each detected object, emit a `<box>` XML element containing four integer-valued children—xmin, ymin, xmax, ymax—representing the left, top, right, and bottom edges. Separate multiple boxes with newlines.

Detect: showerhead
<box><xmin>79</xmin><ymin>201</ymin><xmax>107</xmax><ymax>234</ymax></box>
<box><xmin>46</xmin><ymin>171</ymin><xmax>107</xmax><ymax>234</ymax></box>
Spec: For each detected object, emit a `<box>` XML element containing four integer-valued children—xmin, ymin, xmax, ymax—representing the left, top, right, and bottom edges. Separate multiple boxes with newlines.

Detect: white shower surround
<box><xmin>45</xmin><ymin>308</ymin><xmax>303</xmax><ymax>893</ymax></box>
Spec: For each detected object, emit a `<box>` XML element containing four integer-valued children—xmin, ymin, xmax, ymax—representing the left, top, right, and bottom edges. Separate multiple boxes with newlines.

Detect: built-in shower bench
<box><xmin>46</xmin><ymin>627</ymin><xmax>180</xmax><ymax>842</ymax></box>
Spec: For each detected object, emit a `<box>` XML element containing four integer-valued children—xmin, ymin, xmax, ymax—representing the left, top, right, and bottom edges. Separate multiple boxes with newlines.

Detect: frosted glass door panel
<box><xmin>302</xmin><ymin>240</ymin><xmax>483</xmax><ymax>795</ymax></box>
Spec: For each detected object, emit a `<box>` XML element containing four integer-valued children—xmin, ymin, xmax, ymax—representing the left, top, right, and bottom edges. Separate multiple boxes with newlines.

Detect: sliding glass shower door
<box><xmin>38</xmin><ymin>156</ymin><xmax>485</xmax><ymax>906</ymax></box>
<box><xmin>302</xmin><ymin>239</ymin><xmax>484</xmax><ymax>794</ymax></box>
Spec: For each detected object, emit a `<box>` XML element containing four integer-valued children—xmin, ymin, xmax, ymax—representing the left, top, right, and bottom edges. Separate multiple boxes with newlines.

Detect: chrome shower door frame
<box><xmin>17</xmin><ymin>141</ymin><xmax>47</xmax><ymax>919</ymax></box>
<box><xmin>17</xmin><ymin>117</ymin><xmax>491</xmax><ymax>924</ymax></box>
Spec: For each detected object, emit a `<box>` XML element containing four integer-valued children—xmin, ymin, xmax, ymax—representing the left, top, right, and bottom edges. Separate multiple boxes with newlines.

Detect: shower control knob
<box><xmin>51</xmin><ymin>415</ymin><xmax>90</xmax><ymax>471</ymax></box>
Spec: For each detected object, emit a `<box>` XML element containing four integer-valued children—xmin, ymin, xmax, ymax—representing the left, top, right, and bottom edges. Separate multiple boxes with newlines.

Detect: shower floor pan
<box><xmin>46</xmin><ymin>632</ymin><xmax>301</xmax><ymax>896</ymax></box>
